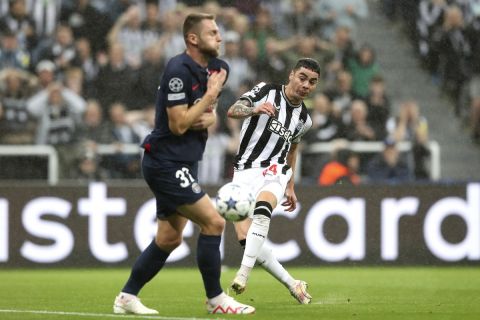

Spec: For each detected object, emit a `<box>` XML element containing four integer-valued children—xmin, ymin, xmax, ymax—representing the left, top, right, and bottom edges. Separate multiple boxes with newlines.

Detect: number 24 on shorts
<box><xmin>262</xmin><ymin>164</ymin><xmax>278</xmax><ymax>177</ymax></box>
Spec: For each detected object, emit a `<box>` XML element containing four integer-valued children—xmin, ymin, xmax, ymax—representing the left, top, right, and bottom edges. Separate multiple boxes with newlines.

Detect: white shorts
<box><xmin>232</xmin><ymin>164</ymin><xmax>293</xmax><ymax>215</ymax></box>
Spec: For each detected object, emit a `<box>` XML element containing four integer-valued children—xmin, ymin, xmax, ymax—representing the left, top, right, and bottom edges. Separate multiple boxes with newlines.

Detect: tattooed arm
<box><xmin>227</xmin><ymin>99</ymin><xmax>276</xmax><ymax>119</ymax></box>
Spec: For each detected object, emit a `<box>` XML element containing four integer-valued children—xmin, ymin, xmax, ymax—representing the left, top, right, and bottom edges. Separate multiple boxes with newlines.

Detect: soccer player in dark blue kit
<box><xmin>113</xmin><ymin>13</ymin><xmax>255</xmax><ymax>315</ymax></box>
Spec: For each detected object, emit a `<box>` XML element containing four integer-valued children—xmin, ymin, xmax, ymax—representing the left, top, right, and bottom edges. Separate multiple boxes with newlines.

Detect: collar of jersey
<box><xmin>182</xmin><ymin>52</ymin><xmax>209</xmax><ymax>74</ymax></box>
<box><xmin>281</xmin><ymin>85</ymin><xmax>302</xmax><ymax>108</ymax></box>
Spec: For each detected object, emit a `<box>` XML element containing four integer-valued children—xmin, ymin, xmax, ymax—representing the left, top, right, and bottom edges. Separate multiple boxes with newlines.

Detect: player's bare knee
<box><xmin>201</xmin><ymin>214</ymin><xmax>225</xmax><ymax>235</ymax></box>
<box><xmin>155</xmin><ymin>235</ymin><xmax>182</xmax><ymax>252</ymax></box>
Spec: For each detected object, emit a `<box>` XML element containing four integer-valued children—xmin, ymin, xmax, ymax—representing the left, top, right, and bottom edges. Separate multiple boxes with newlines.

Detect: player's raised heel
<box><xmin>230</xmin><ymin>277</ymin><xmax>247</xmax><ymax>295</ymax></box>
<box><xmin>113</xmin><ymin>293</ymin><xmax>159</xmax><ymax>315</ymax></box>
<box><xmin>289</xmin><ymin>280</ymin><xmax>312</xmax><ymax>304</ymax></box>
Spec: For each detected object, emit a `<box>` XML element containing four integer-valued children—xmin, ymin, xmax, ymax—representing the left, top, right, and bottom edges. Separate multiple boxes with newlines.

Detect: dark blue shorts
<box><xmin>142</xmin><ymin>157</ymin><xmax>205</xmax><ymax>219</ymax></box>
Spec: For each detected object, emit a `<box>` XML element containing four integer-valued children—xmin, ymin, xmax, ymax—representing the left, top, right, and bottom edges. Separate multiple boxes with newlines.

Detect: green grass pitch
<box><xmin>0</xmin><ymin>267</ymin><xmax>479</xmax><ymax>319</ymax></box>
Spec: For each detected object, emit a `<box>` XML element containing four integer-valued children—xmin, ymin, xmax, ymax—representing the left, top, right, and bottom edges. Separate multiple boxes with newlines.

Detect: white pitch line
<box><xmin>0</xmin><ymin>309</ymin><xmax>225</xmax><ymax>320</ymax></box>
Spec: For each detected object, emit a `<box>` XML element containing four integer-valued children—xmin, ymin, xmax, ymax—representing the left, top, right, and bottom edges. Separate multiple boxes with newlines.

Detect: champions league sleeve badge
<box><xmin>168</xmin><ymin>77</ymin><xmax>184</xmax><ymax>92</ymax></box>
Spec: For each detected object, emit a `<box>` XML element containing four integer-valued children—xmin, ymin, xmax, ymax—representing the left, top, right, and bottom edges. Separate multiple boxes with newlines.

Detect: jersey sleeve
<box><xmin>239</xmin><ymin>82</ymin><xmax>271</xmax><ymax>106</ymax></box>
<box><xmin>292</xmin><ymin>114</ymin><xmax>313</xmax><ymax>144</ymax></box>
<box><xmin>163</xmin><ymin>63</ymin><xmax>191</xmax><ymax>108</ymax></box>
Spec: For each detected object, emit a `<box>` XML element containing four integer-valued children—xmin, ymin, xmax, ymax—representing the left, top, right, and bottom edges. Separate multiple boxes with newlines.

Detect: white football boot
<box><xmin>206</xmin><ymin>293</ymin><xmax>255</xmax><ymax>314</ymax></box>
<box><xmin>113</xmin><ymin>293</ymin><xmax>159</xmax><ymax>314</ymax></box>
<box><xmin>230</xmin><ymin>271</ymin><xmax>248</xmax><ymax>295</ymax></box>
<box><xmin>289</xmin><ymin>280</ymin><xmax>312</xmax><ymax>304</ymax></box>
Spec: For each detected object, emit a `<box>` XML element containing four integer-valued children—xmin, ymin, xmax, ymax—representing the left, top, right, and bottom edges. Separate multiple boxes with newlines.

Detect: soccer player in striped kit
<box><xmin>228</xmin><ymin>58</ymin><xmax>320</xmax><ymax>305</ymax></box>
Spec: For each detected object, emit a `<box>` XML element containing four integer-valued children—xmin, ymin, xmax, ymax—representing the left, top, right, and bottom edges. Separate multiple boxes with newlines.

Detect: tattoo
<box><xmin>229</xmin><ymin>100</ymin><xmax>253</xmax><ymax>118</ymax></box>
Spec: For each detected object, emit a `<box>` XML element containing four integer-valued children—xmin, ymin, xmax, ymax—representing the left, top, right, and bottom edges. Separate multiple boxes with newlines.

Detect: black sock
<box><xmin>122</xmin><ymin>240</ymin><xmax>170</xmax><ymax>295</ymax></box>
<box><xmin>197</xmin><ymin>234</ymin><xmax>223</xmax><ymax>299</ymax></box>
<box><xmin>239</xmin><ymin>239</ymin><xmax>246</xmax><ymax>249</ymax></box>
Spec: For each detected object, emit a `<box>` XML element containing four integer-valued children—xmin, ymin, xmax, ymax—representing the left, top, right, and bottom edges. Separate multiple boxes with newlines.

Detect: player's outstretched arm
<box><xmin>227</xmin><ymin>100</ymin><xmax>275</xmax><ymax>119</ymax></box>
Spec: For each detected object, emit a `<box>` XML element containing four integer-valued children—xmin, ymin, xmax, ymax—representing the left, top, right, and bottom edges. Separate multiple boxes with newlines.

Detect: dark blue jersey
<box><xmin>142</xmin><ymin>52</ymin><xmax>229</xmax><ymax>164</ymax></box>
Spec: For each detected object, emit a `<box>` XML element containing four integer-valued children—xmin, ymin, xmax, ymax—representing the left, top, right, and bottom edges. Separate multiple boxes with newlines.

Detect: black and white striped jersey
<box><xmin>234</xmin><ymin>82</ymin><xmax>312</xmax><ymax>170</ymax></box>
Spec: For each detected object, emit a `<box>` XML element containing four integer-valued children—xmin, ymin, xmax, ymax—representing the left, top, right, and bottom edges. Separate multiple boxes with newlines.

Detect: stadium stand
<box><xmin>0</xmin><ymin>0</ymin><xmax>479</xmax><ymax>183</ymax></box>
<box><xmin>357</xmin><ymin>0</ymin><xmax>480</xmax><ymax>182</ymax></box>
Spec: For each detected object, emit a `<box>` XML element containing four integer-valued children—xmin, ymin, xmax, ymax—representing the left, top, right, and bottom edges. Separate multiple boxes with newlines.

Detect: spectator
<box><xmin>245</xmin><ymin>6</ymin><xmax>276</xmax><ymax>63</ymax></box>
<box><xmin>302</xmin><ymin>93</ymin><xmax>346</xmax><ymax>179</ymax></box>
<box><xmin>27</xmin><ymin>81</ymin><xmax>87</xmax><ymax>178</ymax></box>
<box><xmin>141</xmin><ymin>0</ymin><xmax>163</xmax><ymax>44</ymax></box>
<box><xmin>0</xmin><ymin>0</ymin><xmax>37</xmax><ymax>51</ymax></box>
<box><xmin>95</xmin><ymin>42</ymin><xmax>138</xmax><ymax>112</ymax></box>
<box><xmin>221</xmin><ymin>30</ymin><xmax>254</xmax><ymax>92</ymax></box>
<box><xmin>387</xmin><ymin>100</ymin><xmax>430</xmax><ymax>180</ymax></box>
<box><xmin>324</xmin><ymin>70</ymin><xmax>357</xmax><ymax>118</ymax></box>
<box><xmin>344</xmin><ymin>99</ymin><xmax>376</xmax><ymax>141</ymax></box>
<box><xmin>34</xmin><ymin>59</ymin><xmax>56</xmax><ymax>90</ymax></box>
<box><xmin>281</xmin><ymin>0</ymin><xmax>318</xmax><ymax>37</ymax></box>
<box><xmin>64</xmin><ymin>67</ymin><xmax>85</xmax><ymax>96</ymax></box>
<box><xmin>416</xmin><ymin>0</ymin><xmax>447</xmax><ymax>74</ymax></box>
<box><xmin>466</xmin><ymin>12</ymin><xmax>480</xmax><ymax>143</ymax></box>
<box><xmin>126</xmin><ymin>104</ymin><xmax>155</xmax><ymax>141</ymax></box>
<box><xmin>107</xmin><ymin>4</ymin><xmax>150</xmax><ymax>69</ymax></box>
<box><xmin>365</xmin><ymin>74</ymin><xmax>391</xmax><ymax>141</ymax></box>
<box><xmin>60</xmin><ymin>0</ymin><xmax>112</xmax><ymax>54</ymax></box>
<box><xmin>347</xmin><ymin>43</ymin><xmax>380</xmax><ymax>98</ymax></box>
<box><xmin>105</xmin><ymin>102</ymin><xmax>141</xmax><ymax>178</ymax></box>
<box><xmin>0</xmin><ymin>30</ymin><xmax>30</xmax><ymax>70</ymax></box>
<box><xmin>242</xmin><ymin>37</ymin><xmax>262</xmax><ymax>81</ymax></box>
<box><xmin>318</xmin><ymin>148</ymin><xmax>361</xmax><ymax>185</ymax></box>
<box><xmin>134</xmin><ymin>44</ymin><xmax>165</xmax><ymax>108</ymax></box>
<box><xmin>344</xmin><ymin>99</ymin><xmax>376</xmax><ymax>171</ymax></box>
<box><xmin>75</xmin><ymin>37</ymin><xmax>99</xmax><ymax>98</ymax></box>
<box><xmin>0</xmin><ymin>67</ymin><xmax>37</xmax><ymax>144</ymax></box>
<box><xmin>313</xmin><ymin>0</ymin><xmax>369</xmax><ymax>40</ymax></box>
<box><xmin>434</xmin><ymin>5</ymin><xmax>471</xmax><ymax>116</ymax></box>
<box><xmin>74</xmin><ymin>99</ymin><xmax>113</xmax><ymax>180</ymax></box>
<box><xmin>35</xmin><ymin>23</ymin><xmax>80</xmax><ymax>75</ymax></box>
<box><xmin>75</xmin><ymin>98</ymin><xmax>113</xmax><ymax>145</ymax></box>
<box><xmin>366</xmin><ymin>138</ymin><xmax>412</xmax><ymax>183</ymax></box>
<box><xmin>156</xmin><ymin>9</ymin><xmax>185</xmax><ymax>63</ymax></box>
<box><xmin>29</xmin><ymin>0</ymin><xmax>62</xmax><ymax>45</ymax></box>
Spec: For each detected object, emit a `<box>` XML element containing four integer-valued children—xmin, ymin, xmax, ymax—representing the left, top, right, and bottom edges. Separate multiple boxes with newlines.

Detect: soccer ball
<box><xmin>215</xmin><ymin>182</ymin><xmax>255</xmax><ymax>222</ymax></box>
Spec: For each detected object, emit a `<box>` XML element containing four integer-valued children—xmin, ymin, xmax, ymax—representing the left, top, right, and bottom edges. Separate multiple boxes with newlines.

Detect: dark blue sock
<box><xmin>197</xmin><ymin>234</ymin><xmax>223</xmax><ymax>299</ymax></box>
<box><xmin>122</xmin><ymin>240</ymin><xmax>170</xmax><ymax>295</ymax></box>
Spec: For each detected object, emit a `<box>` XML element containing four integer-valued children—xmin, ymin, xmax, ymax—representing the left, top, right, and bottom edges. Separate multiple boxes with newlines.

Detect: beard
<box><xmin>198</xmin><ymin>41</ymin><xmax>219</xmax><ymax>58</ymax></box>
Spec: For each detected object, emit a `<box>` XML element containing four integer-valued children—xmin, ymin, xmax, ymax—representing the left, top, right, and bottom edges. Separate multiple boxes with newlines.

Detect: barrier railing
<box><xmin>302</xmin><ymin>140</ymin><xmax>441</xmax><ymax>180</ymax></box>
<box><xmin>0</xmin><ymin>141</ymin><xmax>441</xmax><ymax>185</ymax></box>
<box><xmin>0</xmin><ymin>145</ymin><xmax>59</xmax><ymax>185</ymax></box>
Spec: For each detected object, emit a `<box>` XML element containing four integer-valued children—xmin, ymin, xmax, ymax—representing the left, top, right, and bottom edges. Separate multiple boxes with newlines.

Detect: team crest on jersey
<box><xmin>168</xmin><ymin>77</ymin><xmax>184</xmax><ymax>92</ymax></box>
<box><xmin>252</xmin><ymin>85</ymin><xmax>261</xmax><ymax>93</ymax></box>
<box><xmin>295</xmin><ymin>119</ymin><xmax>305</xmax><ymax>132</ymax></box>
<box><xmin>191</xmin><ymin>182</ymin><xmax>202</xmax><ymax>194</ymax></box>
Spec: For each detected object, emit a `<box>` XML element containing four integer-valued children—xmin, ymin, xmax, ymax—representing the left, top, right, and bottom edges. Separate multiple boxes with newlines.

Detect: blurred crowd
<box><xmin>0</xmin><ymin>0</ymin><xmax>437</xmax><ymax>185</ymax></box>
<box><xmin>383</xmin><ymin>0</ymin><xmax>480</xmax><ymax>145</ymax></box>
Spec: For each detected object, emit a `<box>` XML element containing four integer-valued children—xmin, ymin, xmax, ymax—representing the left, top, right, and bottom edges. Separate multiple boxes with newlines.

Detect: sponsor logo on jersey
<box><xmin>268</xmin><ymin>118</ymin><xmax>292</xmax><ymax>142</ymax></box>
<box><xmin>168</xmin><ymin>77</ymin><xmax>183</xmax><ymax>92</ymax></box>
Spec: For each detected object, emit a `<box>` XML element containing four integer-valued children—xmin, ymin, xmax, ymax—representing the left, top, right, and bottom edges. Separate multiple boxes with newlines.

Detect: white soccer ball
<box><xmin>215</xmin><ymin>182</ymin><xmax>255</xmax><ymax>222</ymax></box>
